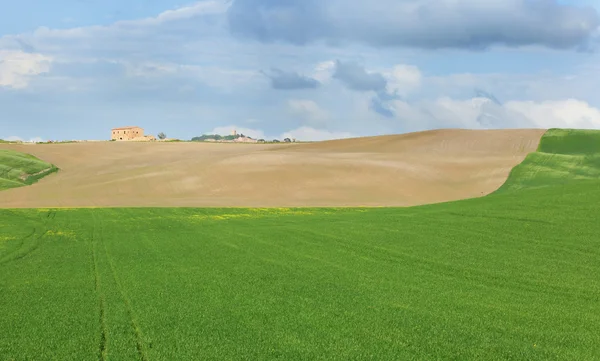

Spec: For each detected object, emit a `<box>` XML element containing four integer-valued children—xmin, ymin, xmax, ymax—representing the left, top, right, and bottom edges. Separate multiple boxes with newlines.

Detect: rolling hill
<box><xmin>0</xmin><ymin>128</ymin><xmax>599</xmax><ymax>360</ymax></box>
<box><xmin>0</xmin><ymin>128</ymin><xmax>545</xmax><ymax>207</ymax></box>
<box><xmin>496</xmin><ymin>128</ymin><xmax>600</xmax><ymax>193</ymax></box>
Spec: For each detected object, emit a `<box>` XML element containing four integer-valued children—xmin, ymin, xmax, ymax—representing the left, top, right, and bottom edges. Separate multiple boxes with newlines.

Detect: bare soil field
<box><xmin>0</xmin><ymin>129</ymin><xmax>546</xmax><ymax>208</ymax></box>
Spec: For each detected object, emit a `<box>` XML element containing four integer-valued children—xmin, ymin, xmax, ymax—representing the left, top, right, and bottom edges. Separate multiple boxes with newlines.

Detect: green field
<box><xmin>496</xmin><ymin>128</ymin><xmax>600</xmax><ymax>193</ymax></box>
<box><xmin>1</xmin><ymin>130</ymin><xmax>599</xmax><ymax>360</ymax></box>
<box><xmin>0</xmin><ymin>149</ymin><xmax>58</xmax><ymax>190</ymax></box>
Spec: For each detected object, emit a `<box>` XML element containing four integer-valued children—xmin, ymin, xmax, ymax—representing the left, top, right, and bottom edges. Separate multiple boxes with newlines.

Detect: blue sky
<box><xmin>2</xmin><ymin>0</ymin><xmax>600</xmax><ymax>141</ymax></box>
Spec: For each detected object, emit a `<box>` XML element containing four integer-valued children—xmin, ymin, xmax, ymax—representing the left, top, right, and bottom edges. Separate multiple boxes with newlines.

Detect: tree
<box><xmin>284</xmin><ymin>138</ymin><xmax>291</xmax><ymax>143</ymax></box>
<box><xmin>157</xmin><ymin>132</ymin><xmax>167</xmax><ymax>140</ymax></box>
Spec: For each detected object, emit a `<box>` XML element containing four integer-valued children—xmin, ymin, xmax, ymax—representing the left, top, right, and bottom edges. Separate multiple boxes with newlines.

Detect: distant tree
<box><xmin>272</xmin><ymin>139</ymin><xmax>280</xmax><ymax>143</ymax></box>
<box><xmin>257</xmin><ymin>139</ymin><xmax>265</xmax><ymax>142</ymax></box>
<box><xmin>193</xmin><ymin>134</ymin><xmax>223</xmax><ymax>141</ymax></box>
<box><xmin>284</xmin><ymin>138</ymin><xmax>291</xmax><ymax>143</ymax></box>
<box><xmin>157</xmin><ymin>132</ymin><xmax>167</xmax><ymax>140</ymax></box>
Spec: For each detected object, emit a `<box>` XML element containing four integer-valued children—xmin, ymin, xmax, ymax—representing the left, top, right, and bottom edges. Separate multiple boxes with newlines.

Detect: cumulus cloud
<box><xmin>4</xmin><ymin>136</ymin><xmax>45</xmax><ymax>143</ymax></box>
<box><xmin>385</xmin><ymin>65</ymin><xmax>422</xmax><ymax>96</ymax></box>
<box><xmin>0</xmin><ymin>50</ymin><xmax>52</xmax><ymax>89</ymax></box>
<box><xmin>312</xmin><ymin>61</ymin><xmax>335</xmax><ymax>83</ymax></box>
<box><xmin>370</xmin><ymin>97</ymin><xmax>396</xmax><ymax>118</ymax></box>
<box><xmin>332</xmin><ymin>60</ymin><xmax>400</xmax><ymax>118</ymax></box>
<box><xmin>262</xmin><ymin>68</ymin><xmax>320</xmax><ymax>90</ymax></box>
<box><xmin>333</xmin><ymin>60</ymin><xmax>387</xmax><ymax>92</ymax></box>
<box><xmin>287</xmin><ymin>99</ymin><xmax>329</xmax><ymax>126</ymax></box>
<box><xmin>505</xmin><ymin>99</ymin><xmax>600</xmax><ymax>129</ymax></box>
<box><xmin>227</xmin><ymin>0</ymin><xmax>329</xmax><ymax>45</ymax></box>
<box><xmin>31</xmin><ymin>0</ymin><xmax>228</xmax><ymax>40</ymax></box>
<box><xmin>422</xmin><ymin>96</ymin><xmax>532</xmax><ymax>129</ymax></box>
<box><xmin>227</xmin><ymin>0</ymin><xmax>599</xmax><ymax>50</ymax></box>
<box><xmin>380</xmin><ymin>95</ymin><xmax>600</xmax><ymax>133</ymax></box>
<box><xmin>0</xmin><ymin>0</ymin><xmax>231</xmax><ymax>70</ymax></box>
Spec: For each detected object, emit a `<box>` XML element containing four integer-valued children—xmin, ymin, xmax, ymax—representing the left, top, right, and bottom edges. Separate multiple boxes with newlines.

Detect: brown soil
<box><xmin>0</xmin><ymin>129</ymin><xmax>546</xmax><ymax>208</ymax></box>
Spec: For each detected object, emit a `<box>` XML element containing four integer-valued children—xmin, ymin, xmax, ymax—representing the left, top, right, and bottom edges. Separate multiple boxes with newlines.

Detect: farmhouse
<box><xmin>111</xmin><ymin>126</ymin><xmax>144</xmax><ymax>141</ymax></box>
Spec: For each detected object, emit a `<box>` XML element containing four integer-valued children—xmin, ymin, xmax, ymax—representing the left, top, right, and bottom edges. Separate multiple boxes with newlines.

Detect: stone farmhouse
<box><xmin>111</xmin><ymin>126</ymin><xmax>156</xmax><ymax>141</ymax></box>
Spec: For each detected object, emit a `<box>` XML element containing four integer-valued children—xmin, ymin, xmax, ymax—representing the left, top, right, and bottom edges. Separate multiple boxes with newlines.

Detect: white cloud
<box><xmin>4</xmin><ymin>136</ymin><xmax>45</xmax><ymax>143</ymax></box>
<box><xmin>287</xmin><ymin>99</ymin><xmax>329</xmax><ymax>126</ymax></box>
<box><xmin>0</xmin><ymin>50</ymin><xmax>52</xmax><ymax>89</ymax></box>
<box><xmin>384</xmin><ymin>96</ymin><xmax>600</xmax><ymax>132</ymax></box>
<box><xmin>279</xmin><ymin>126</ymin><xmax>355</xmax><ymax>141</ymax></box>
<box><xmin>142</xmin><ymin>1</ymin><xmax>229</xmax><ymax>25</ymax></box>
<box><xmin>505</xmin><ymin>99</ymin><xmax>600</xmax><ymax>129</ymax></box>
<box><xmin>384</xmin><ymin>64</ymin><xmax>422</xmax><ymax>96</ymax></box>
<box><xmin>312</xmin><ymin>60</ymin><xmax>335</xmax><ymax>83</ymax></box>
<box><xmin>29</xmin><ymin>1</ymin><xmax>229</xmax><ymax>40</ymax></box>
<box><xmin>228</xmin><ymin>0</ymin><xmax>599</xmax><ymax>50</ymax></box>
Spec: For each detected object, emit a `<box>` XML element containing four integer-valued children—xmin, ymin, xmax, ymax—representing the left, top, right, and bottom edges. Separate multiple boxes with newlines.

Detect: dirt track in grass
<box><xmin>0</xmin><ymin>128</ymin><xmax>547</xmax><ymax>208</ymax></box>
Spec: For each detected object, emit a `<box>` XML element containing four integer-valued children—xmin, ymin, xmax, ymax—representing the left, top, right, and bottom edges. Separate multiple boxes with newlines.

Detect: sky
<box><xmin>1</xmin><ymin>0</ymin><xmax>600</xmax><ymax>141</ymax></box>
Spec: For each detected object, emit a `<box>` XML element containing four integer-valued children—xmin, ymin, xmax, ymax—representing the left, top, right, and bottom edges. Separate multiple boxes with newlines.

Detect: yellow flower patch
<box><xmin>45</xmin><ymin>230</ymin><xmax>76</xmax><ymax>238</ymax></box>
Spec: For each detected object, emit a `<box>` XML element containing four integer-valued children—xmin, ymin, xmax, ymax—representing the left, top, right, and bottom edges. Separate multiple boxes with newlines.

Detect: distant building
<box><xmin>232</xmin><ymin>129</ymin><xmax>237</xmax><ymax>136</ymax></box>
<box><xmin>111</xmin><ymin>126</ymin><xmax>144</xmax><ymax>141</ymax></box>
<box><xmin>234</xmin><ymin>136</ymin><xmax>258</xmax><ymax>143</ymax></box>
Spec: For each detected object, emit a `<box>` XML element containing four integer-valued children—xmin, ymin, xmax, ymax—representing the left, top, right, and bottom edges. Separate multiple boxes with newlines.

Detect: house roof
<box><xmin>112</xmin><ymin>126</ymin><xmax>142</xmax><ymax>130</ymax></box>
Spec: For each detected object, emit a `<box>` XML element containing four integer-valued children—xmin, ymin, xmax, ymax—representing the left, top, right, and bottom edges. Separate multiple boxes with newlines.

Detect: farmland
<box><xmin>496</xmin><ymin>128</ymin><xmax>600</xmax><ymax>193</ymax></box>
<box><xmin>0</xmin><ymin>129</ymin><xmax>545</xmax><ymax>207</ymax></box>
<box><xmin>0</xmin><ymin>129</ymin><xmax>599</xmax><ymax>360</ymax></box>
<box><xmin>0</xmin><ymin>149</ymin><xmax>57</xmax><ymax>191</ymax></box>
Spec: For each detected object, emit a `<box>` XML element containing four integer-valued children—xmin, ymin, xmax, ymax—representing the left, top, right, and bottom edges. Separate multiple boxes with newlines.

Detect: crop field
<box><xmin>0</xmin><ymin>129</ymin><xmax>599</xmax><ymax>360</ymax></box>
<box><xmin>0</xmin><ymin>149</ymin><xmax>57</xmax><ymax>191</ymax></box>
<box><xmin>0</xmin><ymin>129</ymin><xmax>545</xmax><ymax>207</ymax></box>
<box><xmin>496</xmin><ymin>128</ymin><xmax>600</xmax><ymax>193</ymax></box>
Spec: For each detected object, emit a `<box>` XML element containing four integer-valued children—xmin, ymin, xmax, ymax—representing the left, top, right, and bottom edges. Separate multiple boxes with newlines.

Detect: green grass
<box><xmin>495</xmin><ymin>128</ymin><xmax>600</xmax><ymax>193</ymax></box>
<box><xmin>0</xmin><ymin>129</ymin><xmax>599</xmax><ymax>360</ymax></box>
<box><xmin>0</xmin><ymin>149</ymin><xmax>58</xmax><ymax>190</ymax></box>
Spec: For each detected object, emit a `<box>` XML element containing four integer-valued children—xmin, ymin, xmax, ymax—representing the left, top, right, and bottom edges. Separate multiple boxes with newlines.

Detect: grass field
<box><xmin>0</xmin><ymin>129</ymin><xmax>599</xmax><ymax>360</ymax></box>
<box><xmin>0</xmin><ymin>149</ymin><xmax>58</xmax><ymax>191</ymax></box>
<box><xmin>496</xmin><ymin>128</ymin><xmax>600</xmax><ymax>193</ymax></box>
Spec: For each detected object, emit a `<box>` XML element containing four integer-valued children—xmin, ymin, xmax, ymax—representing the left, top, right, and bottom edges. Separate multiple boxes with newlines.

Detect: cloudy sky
<box><xmin>1</xmin><ymin>0</ymin><xmax>600</xmax><ymax>141</ymax></box>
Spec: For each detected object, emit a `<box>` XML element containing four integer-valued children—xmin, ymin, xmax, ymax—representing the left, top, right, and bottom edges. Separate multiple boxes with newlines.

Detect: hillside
<box><xmin>0</xmin><ymin>129</ymin><xmax>545</xmax><ymax>207</ymax></box>
<box><xmin>0</xmin><ymin>150</ymin><xmax>58</xmax><ymax>191</ymax></box>
<box><xmin>1</xmin><ymin>129</ymin><xmax>599</xmax><ymax>360</ymax></box>
<box><xmin>495</xmin><ymin>128</ymin><xmax>600</xmax><ymax>193</ymax></box>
